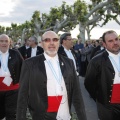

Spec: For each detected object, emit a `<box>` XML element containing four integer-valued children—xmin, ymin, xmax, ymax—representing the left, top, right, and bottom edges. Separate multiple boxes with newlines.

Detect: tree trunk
<box><xmin>79</xmin><ymin>22</ymin><xmax>86</xmax><ymax>43</ymax></box>
<box><xmin>86</xmin><ymin>29</ymin><xmax>91</xmax><ymax>40</ymax></box>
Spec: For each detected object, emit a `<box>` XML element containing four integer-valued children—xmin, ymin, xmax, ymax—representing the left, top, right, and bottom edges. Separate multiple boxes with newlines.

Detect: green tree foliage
<box><xmin>0</xmin><ymin>26</ymin><xmax>5</xmax><ymax>34</ymax></box>
<box><xmin>73</xmin><ymin>0</ymin><xmax>120</xmax><ymax>41</ymax></box>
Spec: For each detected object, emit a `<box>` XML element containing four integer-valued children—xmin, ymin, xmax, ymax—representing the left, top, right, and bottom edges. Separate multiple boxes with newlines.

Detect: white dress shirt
<box><xmin>64</xmin><ymin>47</ymin><xmax>77</xmax><ymax>70</ymax></box>
<box><xmin>0</xmin><ymin>51</ymin><xmax>12</xmax><ymax>86</ymax></box>
<box><xmin>31</xmin><ymin>47</ymin><xmax>37</xmax><ymax>57</ymax></box>
<box><xmin>107</xmin><ymin>50</ymin><xmax>120</xmax><ymax>84</ymax></box>
<box><xmin>44</xmin><ymin>52</ymin><xmax>71</xmax><ymax>120</ymax></box>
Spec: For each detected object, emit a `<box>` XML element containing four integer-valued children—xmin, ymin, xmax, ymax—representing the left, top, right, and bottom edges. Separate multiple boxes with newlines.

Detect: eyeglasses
<box><xmin>42</xmin><ymin>38</ymin><xmax>59</xmax><ymax>42</ymax></box>
<box><xmin>66</xmin><ymin>38</ymin><xmax>73</xmax><ymax>41</ymax></box>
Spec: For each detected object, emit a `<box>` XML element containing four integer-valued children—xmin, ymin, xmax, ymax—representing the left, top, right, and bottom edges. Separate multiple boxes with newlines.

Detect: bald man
<box><xmin>0</xmin><ymin>34</ymin><xmax>23</xmax><ymax>120</ymax></box>
<box><xmin>16</xmin><ymin>31</ymin><xmax>87</xmax><ymax>120</ymax></box>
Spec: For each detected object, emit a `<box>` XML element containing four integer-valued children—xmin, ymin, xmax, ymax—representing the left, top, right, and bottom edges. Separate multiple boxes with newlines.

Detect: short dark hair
<box><xmin>60</xmin><ymin>32</ymin><xmax>71</xmax><ymax>44</ymax></box>
<box><xmin>102</xmin><ymin>30</ymin><xmax>117</xmax><ymax>43</ymax></box>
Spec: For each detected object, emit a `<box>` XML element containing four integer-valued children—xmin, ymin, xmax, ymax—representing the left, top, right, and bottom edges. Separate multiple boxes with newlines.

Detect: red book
<box><xmin>111</xmin><ymin>84</ymin><xmax>120</xmax><ymax>103</ymax></box>
<box><xmin>0</xmin><ymin>77</ymin><xmax>19</xmax><ymax>91</ymax></box>
<box><xmin>47</xmin><ymin>96</ymin><xmax>62</xmax><ymax>112</ymax></box>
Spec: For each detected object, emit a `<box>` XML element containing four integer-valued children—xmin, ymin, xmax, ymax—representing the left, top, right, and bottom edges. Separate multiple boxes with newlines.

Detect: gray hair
<box><xmin>29</xmin><ymin>36</ymin><xmax>38</xmax><ymax>44</ymax></box>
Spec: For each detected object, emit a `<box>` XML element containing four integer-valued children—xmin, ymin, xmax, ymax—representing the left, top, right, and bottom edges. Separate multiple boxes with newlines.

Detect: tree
<box><xmin>31</xmin><ymin>3</ymin><xmax>77</xmax><ymax>42</ymax></box>
<box><xmin>73</xmin><ymin>0</ymin><xmax>120</xmax><ymax>42</ymax></box>
<box><xmin>0</xmin><ymin>26</ymin><xmax>5</xmax><ymax>34</ymax></box>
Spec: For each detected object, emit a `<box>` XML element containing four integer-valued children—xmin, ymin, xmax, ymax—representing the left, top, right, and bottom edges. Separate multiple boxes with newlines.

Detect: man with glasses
<box><xmin>58</xmin><ymin>32</ymin><xmax>79</xmax><ymax>76</ymax></box>
<box><xmin>16</xmin><ymin>31</ymin><xmax>87</xmax><ymax>120</ymax></box>
<box><xmin>26</xmin><ymin>36</ymin><xmax>43</xmax><ymax>58</ymax></box>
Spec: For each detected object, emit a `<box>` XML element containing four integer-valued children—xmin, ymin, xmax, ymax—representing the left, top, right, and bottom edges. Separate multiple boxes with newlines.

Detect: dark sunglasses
<box><xmin>42</xmin><ymin>38</ymin><xmax>59</xmax><ymax>42</ymax></box>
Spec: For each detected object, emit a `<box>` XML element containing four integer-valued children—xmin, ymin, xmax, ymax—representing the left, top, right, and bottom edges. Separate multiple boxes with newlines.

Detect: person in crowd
<box><xmin>90</xmin><ymin>37</ymin><xmax>105</xmax><ymax>59</ymax></box>
<box><xmin>58</xmin><ymin>32</ymin><xmax>79</xmax><ymax>76</ymax></box>
<box><xmin>74</xmin><ymin>39</ymin><xmax>84</xmax><ymax>52</ymax></box>
<box><xmin>0</xmin><ymin>34</ymin><xmax>23</xmax><ymax>120</ymax></box>
<box><xmin>26</xmin><ymin>36</ymin><xmax>43</xmax><ymax>58</ymax></box>
<box><xmin>80</xmin><ymin>42</ymin><xmax>88</xmax><ymax>77</ymax></box>
<box><xmin>73</xmin><ymin>39</ymin><xmax>84</xmax><ymax>74</ymax></box>
<box><xmin>94</xmin><ymin>40</ymin><xmax>99</xmax><ymax>47</ymax></box>
<box><xmin>18</xmin><ymin>38</ymin><xmax>30</xmax><ymax>59</ymax></box>
<box><xmin>91</xmin><ymin>40</ymin><xmax>96</xmax><ymax>47</ymax></box>
<box><xmin>85</xmin><ymin>40</ymin><xmax>94</xmax><ymax>63</ymax></box>
<box><xmin>14</xmin><ymin>44</ymin><xmax>20</xmax><ymax>49</ymax></box>
<box><xmin>9</xmin><ymin>38</ymin><xmax>14</xmax><ymax>49</ymax></box>
<box><xmin>16</xmin><ymin>31</ymin><xmax>87</xmax><ymax>120</ymax></box>
<box><xmin>84</xmin><ymin>30</ymin><xmax>120</xmax><ymax>120</ymax></box>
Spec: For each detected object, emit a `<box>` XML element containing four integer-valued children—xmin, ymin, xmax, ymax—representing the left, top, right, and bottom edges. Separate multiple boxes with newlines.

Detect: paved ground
<box><xmin>71</xmin><ymin>76</ymin><xmax>99</xmax><ymax>120</ymax></box>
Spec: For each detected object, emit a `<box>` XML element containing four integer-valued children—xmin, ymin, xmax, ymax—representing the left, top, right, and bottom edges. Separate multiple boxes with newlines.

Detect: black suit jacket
<box><xmin>94</xmin><ymin>48</ymin><xmax>105</xmax><ymax>57</ymax></box>
<box><xmin>26</xmin><ymin>46</ymin><xmax>44</xmax><ymax>58</ymax></box>
<box><xmin>90</xmin><ymin>45</ymin><xmax>101</xmax><ymax>59</ymax></box>
<box><xmin>18</xmin><ymin>45</ymin><xmax>28</xmax><ymax>59</ymax></box>
<box><xmin>85</xmin><ymin>49</ymin><xmax>120</xmax><ymax>119</ymax></box>
<box><xmin>0</xmin><ymin>49</ymin><xmax>23</xmax><ymax>84</ymax></box>
<box><xmin>17</xmin><ymin>54</ymin><xmax>87</xmax><ymax>120</ymax></box>
<box><xmin>85</xmin><ymin>51</ymin><xmax>115</xmax><ymax>104</ymax></box>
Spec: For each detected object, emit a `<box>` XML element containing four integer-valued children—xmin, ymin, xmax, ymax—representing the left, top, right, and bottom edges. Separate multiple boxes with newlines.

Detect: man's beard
<box><xmin>45</xmin><ymin>50</ymin><xmax>57</xmax><ymax>56</ymax></box>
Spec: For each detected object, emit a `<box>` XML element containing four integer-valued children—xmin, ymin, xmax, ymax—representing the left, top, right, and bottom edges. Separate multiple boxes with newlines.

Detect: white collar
<box><xmin>32</xmin><ymin>46</ymin><xmax>37</xmax><ymax>49</ymax></box>
<box><xmin>44</xmin><ymin>52</ymin><xmax>58</xmax><ymax>62</ymax></box>
<box><xmin>0</xmin><ymin>50</ymin><xmax>9</xmax><ymax>55</ymax></box>
<box><xmin>107</xmin><ymin>50</ymin><xmax>120</xmax><ymax>58</ymax></box>
<box><xmin>62</xmin><ymin>45</ymin><xmax>70</xmax><ymax>52</ymax></box>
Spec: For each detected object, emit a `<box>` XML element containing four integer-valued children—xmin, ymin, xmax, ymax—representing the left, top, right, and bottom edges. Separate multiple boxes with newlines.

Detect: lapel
<box><xmin>38</xmin><ymin>54</ymin><xmax>47</xmax><ymax>82</ymax></box>
<box><xmin>28</xmin><ymin>47</ymin><xmax>32</xmax><ymax>57</ymax></box>
<box><xmin>71</xmin><ymin>49</ymin><xmax>77</xmax><ymax>61</ymax></box>
<box><xmin>36</xmin><ymin>46</ymin><xmax>39</xmax><ymax>55</ymax></box>
<box><xmin>8</xmin><ymin>49</ymin><xmax>14</xmax><ymax>69</ymax></box>
<box><xmin>60</xmin><ymin>46</ymin><xmax>68</xmax><ymax>57</ymax></box>
<box><xmin>103</xmin><ymin>51</ymin><xmax>115</xmax><ymax>72</ymax></box>
<box><xmin>58</xmin><ymin>55</ymin><xmax>67</xmax><ymax>82</ymax></box>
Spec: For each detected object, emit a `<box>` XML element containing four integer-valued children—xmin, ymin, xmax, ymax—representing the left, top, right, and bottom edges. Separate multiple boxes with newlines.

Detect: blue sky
<box><xmin>0</xmin><ymin>0</ymin><xmax>119</xmax><ymax>39</ymax></box>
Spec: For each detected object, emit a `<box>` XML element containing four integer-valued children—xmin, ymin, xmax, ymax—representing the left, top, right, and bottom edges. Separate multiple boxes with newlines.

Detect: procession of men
<box><xmin>0</xmin><ymin>30</ymin><xmax>120</xmax><ymax>120</ymax></box>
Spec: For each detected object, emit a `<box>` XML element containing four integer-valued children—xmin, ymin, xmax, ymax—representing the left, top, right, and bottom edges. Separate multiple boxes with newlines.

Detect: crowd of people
<box><xmin>0</xmin><ymin>30</ymin><xmax>120</xmax><ymax>120</ymax></box>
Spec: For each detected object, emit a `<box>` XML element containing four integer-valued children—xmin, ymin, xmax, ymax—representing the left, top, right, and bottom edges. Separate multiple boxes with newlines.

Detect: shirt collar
<box><xmin>32</xmin><ymin>46</ymin><xmax>37</xmax><ymax>50</ymax></box>
<box><xmin>44</xmin><ymin>52</ymin><xmax>58</xmax><ymax>62</ymax></box>
<box><xmin>0</xmin><ymin>50</ymin><xmax>9</xmax><ymax>55</ymax></box>
<box><xmin>63</xmin><ymin>45</ymin><xmax>70</xmax><ymax>52</ymax></box>
<box><xmin>107</xmin><ymin>50</ymin><xmax>120</xmax><ymax>58</ymax></box>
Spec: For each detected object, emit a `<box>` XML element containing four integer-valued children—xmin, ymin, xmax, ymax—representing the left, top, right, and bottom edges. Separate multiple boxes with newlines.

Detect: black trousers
<box><xmin>43</xmin><ymin>112</ymin><xmax>57</xmax><ymax>120</ymax></box>
<box><xmin>97</xmin><ymin>101</ymin><xmax>120</xmax><ymax>120</ymax></box>
<box><xmin>0</xmin><ymin>89</ymin><xmax>18</xmax><ymax>120</ymax></box>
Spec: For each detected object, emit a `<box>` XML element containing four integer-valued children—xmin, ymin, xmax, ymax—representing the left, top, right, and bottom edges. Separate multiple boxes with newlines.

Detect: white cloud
<box><xmin>0</xmin><ymin>0</ymin><xmax>17</xmax><ymax>16</ymax></box>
